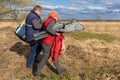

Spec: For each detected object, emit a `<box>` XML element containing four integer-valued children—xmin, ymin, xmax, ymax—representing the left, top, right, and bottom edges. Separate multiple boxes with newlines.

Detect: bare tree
<box><xmin>0</xmin><ymin>0</ymin><xmax>35</xmax><ymax>19</ymax></box>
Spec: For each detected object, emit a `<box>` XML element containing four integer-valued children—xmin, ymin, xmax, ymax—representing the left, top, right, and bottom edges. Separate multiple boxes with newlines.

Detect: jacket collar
<box><xmin>31</xmin><ymin>10</ymin><xmax>41</xmax><ymax>19</ymax></box>
<box><xmin>48</xmin><ymin>16</ymin><xmax>56</xmax><ymax>22</ymax></box>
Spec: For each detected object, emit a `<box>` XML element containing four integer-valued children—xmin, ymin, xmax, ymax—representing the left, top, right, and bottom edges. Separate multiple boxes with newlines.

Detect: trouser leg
<box><xmin>54</xmin><ymin>59</ymin><xmax>64</xmax><ymax>73</ymax></box>
<box><xmin>27</xmin><ymin>44</ymin><xmax>37</xmax><ymax>67</ymax></box>
<box><xmin>36</xmin><ymin>44</ymin><xmax>51</xmax><ymax>74</ymax></box>
<box><xmin>35</xmin><ymin>43</ymin><xmax>43</xmax><ymax>61</ymax></box>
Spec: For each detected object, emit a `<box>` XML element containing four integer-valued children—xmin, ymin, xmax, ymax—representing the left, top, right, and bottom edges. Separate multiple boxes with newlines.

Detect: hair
<box><xmin>33</xmin><ymin>5</ymin><xmax>42</xmax><ymax>11</ymax></box>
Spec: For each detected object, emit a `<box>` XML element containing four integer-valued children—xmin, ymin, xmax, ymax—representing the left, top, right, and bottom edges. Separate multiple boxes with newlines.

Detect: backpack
<box><xmin>14</xmin><ymin>20</ymin><xmax>27</xmax><ymax>42</ymax></box>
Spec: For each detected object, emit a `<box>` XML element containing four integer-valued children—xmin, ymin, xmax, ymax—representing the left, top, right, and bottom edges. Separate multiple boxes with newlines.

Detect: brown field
<box><xmin>0</xmin><ymin>21</ymin><xmax>120</xmax><ymax>80</ymax></box>
<box><xmin>80</xmin><ymin>21</ymin><xmax>120</xmax><ymax>38</ymax></box>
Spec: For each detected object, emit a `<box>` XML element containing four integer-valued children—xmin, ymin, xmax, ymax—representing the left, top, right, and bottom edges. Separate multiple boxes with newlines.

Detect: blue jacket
<box><xmin>26</xmin><ymin>10</ymin><xmax>42</xmax><ymax>42</ymax></box>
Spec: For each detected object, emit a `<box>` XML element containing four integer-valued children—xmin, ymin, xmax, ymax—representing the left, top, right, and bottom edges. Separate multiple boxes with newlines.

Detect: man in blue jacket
<box><xmin>26</xmin><ymin>5</ymin><xmax>43</xmax><ymax>68</ymax></box>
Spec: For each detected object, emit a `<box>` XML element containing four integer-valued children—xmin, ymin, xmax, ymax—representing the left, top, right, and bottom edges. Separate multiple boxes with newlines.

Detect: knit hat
<box><xmin>49</xmin><ymin>11</ymin><xmax>60</xmax><ymax>18</ymax></box>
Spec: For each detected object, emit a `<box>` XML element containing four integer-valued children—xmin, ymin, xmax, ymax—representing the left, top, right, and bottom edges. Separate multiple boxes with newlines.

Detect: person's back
<box><xmin>25</xmin><ymin>5</ymin><xmax>43</xmax><ymax>69</ymax></box>
<box><xmin>26</xmin><ymin>6</ymin><xmax>42</xmax><ymax>43</ymax></box>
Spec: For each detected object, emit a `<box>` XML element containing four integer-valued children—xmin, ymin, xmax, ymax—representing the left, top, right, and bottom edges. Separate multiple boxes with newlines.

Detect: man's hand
<box><xmin>56</xmin><ymin>33</ymin><xmax>61</xmax><ymax>36</ymax></box>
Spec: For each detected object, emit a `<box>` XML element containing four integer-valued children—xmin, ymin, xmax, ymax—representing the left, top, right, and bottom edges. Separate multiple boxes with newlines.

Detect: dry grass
<box><xmin>0</xmin><ymin>21</ymin><xmax>19</xmax><ymax>29</ymax></box>
<box><xmin>0</xmin><ymin>21</ymin><xmax>120</xmax><ymax>80</ymax></box>
<box><xmin>80</xmin><ymin>21</ymin><xmax>120</xmax><ymax>38</ymax></box>
<box><xmin>63</xmin><ymin>36</ymin><xmax>120</xmax><ymax>80</ymax></box>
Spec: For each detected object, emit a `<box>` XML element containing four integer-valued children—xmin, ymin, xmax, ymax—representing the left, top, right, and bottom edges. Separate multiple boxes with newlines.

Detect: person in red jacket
<box><xmin>34</xmin><ymin>11</ymin><xmax>65</xmax><ymax>77</ymax></box>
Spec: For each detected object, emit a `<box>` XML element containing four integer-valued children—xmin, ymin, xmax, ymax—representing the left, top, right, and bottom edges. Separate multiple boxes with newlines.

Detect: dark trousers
<box><xmin>27</xmin><ymin>43</ymin><xmax>42</xmax><ymax>67</ymax></box>
<box><xmin>36</xmin><ymin>44</ymin><xmax>63</xmax><ymax>74</ymax></box>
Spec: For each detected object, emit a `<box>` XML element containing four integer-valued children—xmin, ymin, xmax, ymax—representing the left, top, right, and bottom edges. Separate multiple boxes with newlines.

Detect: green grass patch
<box><xmin>44</xmin><ymin>73</ymin><xmax>72</xmax><ymax>80</ymax></box>
<box><xmin>13</xmin><ymin>67</ymin><xmax>23</xmax><ymax>74</ymax></box>
<box><xmin>20</xmin><ymin>75</ymin><xmax>31</xmax><ymax>80</ymax></box>
<box><xmin>44</xmin><ymin>74</ymin><xmax>60</xmax><ymax>80</ymax></box>
<box><xmin>66</xmin><ymin>32</ymin><xmax>117</xmax><ymax>43</ymax></box>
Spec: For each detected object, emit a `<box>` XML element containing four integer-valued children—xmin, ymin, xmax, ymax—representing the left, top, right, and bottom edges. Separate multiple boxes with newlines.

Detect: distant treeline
<box><xmin>0</xmin><ymin>19</ymin><xmax>120</xmax><ymax>22</ymax></box>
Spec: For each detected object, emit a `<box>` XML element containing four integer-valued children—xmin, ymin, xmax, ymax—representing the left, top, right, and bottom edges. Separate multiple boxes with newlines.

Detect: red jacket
<box><xmin>42</xmin><ymin>16</ymin><xmax>64</xmax><ymax>63</ymax></box>
<box><xmin>42</xmin><ymin>17</ymin><xmax>56</xmax><ymax>45</ymax></box>
<box><xmin>51</xmin><ymin>34</ymin><xmax>64</xmax><ymax>63</ymax></box>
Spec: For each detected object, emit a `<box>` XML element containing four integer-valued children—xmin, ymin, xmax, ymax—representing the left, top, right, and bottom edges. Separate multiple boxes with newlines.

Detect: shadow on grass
<box><xmin>9</xmin><ymin>42</ymin><xmax>30</xmax><ymax>59</ymax></box>
<box><xmin>9</xmin><ymin>42</ymin><xmax>58</xmax><ymax>74</ymax></box>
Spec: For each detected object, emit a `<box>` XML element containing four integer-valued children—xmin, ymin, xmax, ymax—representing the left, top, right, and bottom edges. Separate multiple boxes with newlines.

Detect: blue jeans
<box><xmin>27</xmin><ymin>43</ymin><xmax>42</xmax><ymax>68</ymax></box>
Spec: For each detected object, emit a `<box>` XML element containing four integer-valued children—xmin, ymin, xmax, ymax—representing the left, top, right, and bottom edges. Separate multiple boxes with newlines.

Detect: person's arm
<box><xmin>32</xmin><ymin>19</ymin><xmax>42</xmax><ymax>29</ymax></box>
<box><xmin>46</xmin><ymin>21</ymin><xmax>57</xmax><ymax>35</ymax></box>
<box><xmin>62</xmin><ymin>39</ymin><xmax>65</xmax><ymax>50</ymax></box>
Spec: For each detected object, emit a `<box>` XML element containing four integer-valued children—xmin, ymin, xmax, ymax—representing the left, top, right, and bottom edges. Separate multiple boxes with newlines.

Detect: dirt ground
<box><xmin>0</xmin><ymin>21</ymin><xmax>120</xmax><ymax>80</ymax></box>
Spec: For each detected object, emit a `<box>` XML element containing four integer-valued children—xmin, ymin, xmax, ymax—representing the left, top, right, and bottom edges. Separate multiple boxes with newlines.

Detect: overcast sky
<box><xmin>32</xmin><ymin>0</ymin><xmax>120</xmax><ymax>20</ymax></box>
